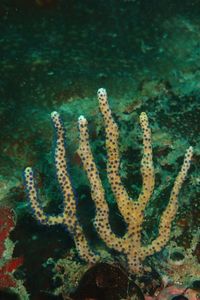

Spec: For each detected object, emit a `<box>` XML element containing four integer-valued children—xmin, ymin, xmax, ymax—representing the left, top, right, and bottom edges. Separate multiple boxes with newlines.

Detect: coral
<box><xmin>153</xmin><ymin>232</ymin><xmax>200</xmax><ymax>287</ymax></box>
<box><xmin>24</xmin><ymin>88</ymin><xmax>193</xmax><ymax>274</ymax></box>
<box><xmin>48</xmin><ymin>254</ymin><xmax>144</xmax><ymax>299</ymax></box>
<box><xmin>48</xmin><ymin>251</ymin><xmax>89</xmax><ymax>297</ymax></box>
<box><xmin>145</xmin><ymin>285</ymin><xmax>199</xmax><ymax>300</ymax></box>
<box><xmin>0</xmin><ymin>206</ymin><xmax>29</xmax><ymax>299</ymax></box>
<box><xmin>0</xmin><ymin>207</ymin><xmax>15</xmax><ymax>258</ymax></box>
<box><xmin>0</xmin><ymin>207</ymin><xmax>22</xmax><ymax>289</ymax></box>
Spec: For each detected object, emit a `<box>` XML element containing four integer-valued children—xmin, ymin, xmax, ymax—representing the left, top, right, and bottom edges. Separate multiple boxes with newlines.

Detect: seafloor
<box><xmin>0</xmin><ymin>0</ymin><xmax>199</xmax><ymax>299</ymax></box>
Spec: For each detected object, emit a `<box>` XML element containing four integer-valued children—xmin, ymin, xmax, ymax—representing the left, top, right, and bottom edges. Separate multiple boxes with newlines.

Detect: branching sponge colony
<box><xmin>24</xmin><ymin>88</ymin><xmax>193</xmax><ymax>273</ymax></box>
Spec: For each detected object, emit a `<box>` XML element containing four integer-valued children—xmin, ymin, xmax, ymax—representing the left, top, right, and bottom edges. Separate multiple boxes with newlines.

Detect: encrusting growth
<box><xmin>24</xmin><ymin>88</ymin><xmax>193</xmax><ymax>273</ymax></box>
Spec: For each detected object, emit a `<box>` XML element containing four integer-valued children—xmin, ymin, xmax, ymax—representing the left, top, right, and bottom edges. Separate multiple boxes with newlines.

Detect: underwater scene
<box><xmin>0</xmin><ymin>0</ymin><xmax>200</xmax><ymax>299</ymax></box>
